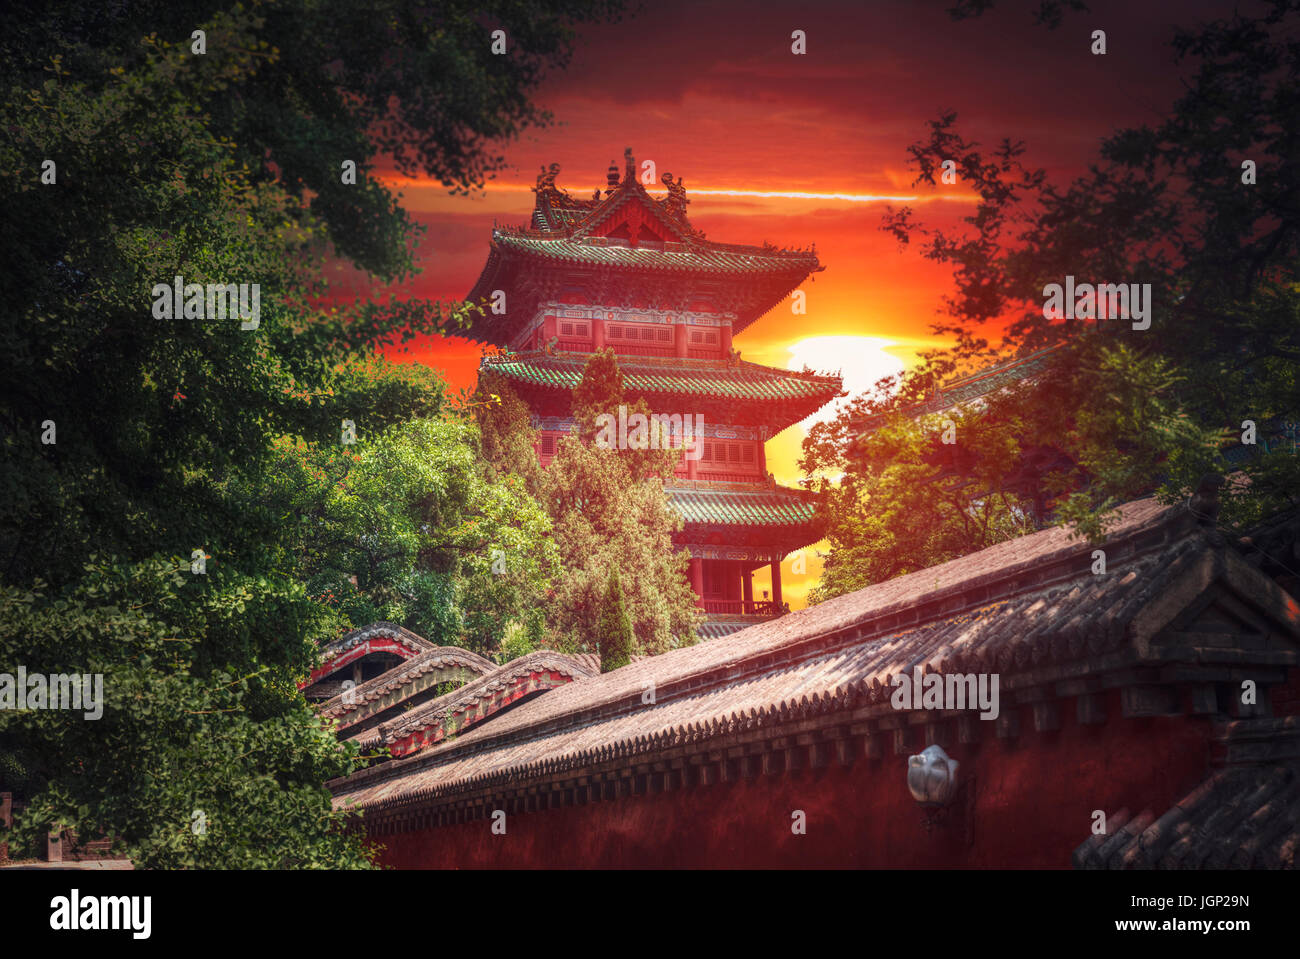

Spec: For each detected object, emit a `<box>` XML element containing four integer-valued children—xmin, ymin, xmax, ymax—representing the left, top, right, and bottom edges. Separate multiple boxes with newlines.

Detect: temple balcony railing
<box><xmin>607</xmin><ymin>343</ymin><xmax>676</xmax><ymax>358</ymax></box>
<box><xmin>696</xmin><ymin>470</ymin><xmax>761</xmax><ymax>483</ymax></box>
<box><xmin>673</xmin><ymin>470</ymin><xmax>764</xmax><ymax>483</ymax></box>
<box><xmin>702</xmin><ymin>600</ymin><xmax>784</xmax><ymax>617</ymax></box>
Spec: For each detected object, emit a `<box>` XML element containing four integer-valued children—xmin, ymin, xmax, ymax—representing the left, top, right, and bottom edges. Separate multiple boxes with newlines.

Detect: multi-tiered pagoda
<box><xmin>466</xmin><ymin>148</ymin><xmax>842</xmax><ymax>638</ymax></box>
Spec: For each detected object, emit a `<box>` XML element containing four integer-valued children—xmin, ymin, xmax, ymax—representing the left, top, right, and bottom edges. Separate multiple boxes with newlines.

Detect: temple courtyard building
<box><xmin>466</xmin><ymin>148</ymin><xmax>842</xmax><ymax>637</ymax></box>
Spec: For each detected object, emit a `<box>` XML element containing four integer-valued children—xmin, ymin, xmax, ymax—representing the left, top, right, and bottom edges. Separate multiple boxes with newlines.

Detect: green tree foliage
<box><xmin>269</xmin><ymin>414</ymin><xmax>560</xmax><ymax>658</ymax></box>
<box><xmin>1</xmin><ymin>562</ymin><xmax>365</xmax><ymax>868</ymax></box>
<box><xmin>571</xmin><ymin>349</ymin><xmax>681</xmax><ymax>481</ymax></box>
<box><xmin>475</xmin><ymin>373</ymin><xmax>543</xmax><ymax>490</ymax></box>
<box><xmin>596</xmin><ymin>571</ymin><xmax>635</xmax><ymax>673</ymax></box>
<box><xmin>0</xmin><ymin>0</ymin><xmax>629</xmax><ymax>280</ymax></box>
<box><xmin>807</xmin><ymin>408</ymin><xmax>1036</xmax><ymax>604</ymax></box>
<box><xmin>481</xmin><ymin>351</ymin><xmax>701</xmax><ymax>655</ymax></box>
<box><xmin>0</xmin><ymin>0</ymin><xmax>624</xmax><ymax>866</ymax></box>
<box><xmin>806</xmin><ymin>2</ymin><xmax>1300</xmax><ymax>599</ymax></box>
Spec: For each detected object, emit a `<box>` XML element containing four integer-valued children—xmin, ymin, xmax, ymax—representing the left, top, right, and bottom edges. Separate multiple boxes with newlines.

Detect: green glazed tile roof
<box><xmin>919</xmin><ymin>346</ymin><xmax>1061</xmax><ymax>411</ymax></box>
<box><xmin>467</xmin><ymin>164</ymin><xmax>823</xmax><ymax>345</ymax></box>
<box><xmin>667</xmin><ymin>485</ymin><xmax>819</xmax><ymax>527</ymax></box>
<box><xmin>532</xmin><ymin>205</ymin><xmax>590</xmax><ymax>232</ymax></box>
<box><xmin>481</xmin><ymin>350</ymin><xmax>841</xmax><ymax>404</ymax></box>
<box><xmin>492</xmin><ymin>232</ymin><xmax>817</xmax><ymax>275</ymax></box>
<box><xmin>855</xmin><ymin>345</ymin><xmax>1065</xmax><ymax>434</ymax></box>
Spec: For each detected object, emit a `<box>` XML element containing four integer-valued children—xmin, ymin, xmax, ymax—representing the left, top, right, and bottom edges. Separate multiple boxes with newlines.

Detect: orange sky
<box><xmin>369</xmin><ymin>0</ymin><xmax>1217</xmax><ymax>607</ymax></box>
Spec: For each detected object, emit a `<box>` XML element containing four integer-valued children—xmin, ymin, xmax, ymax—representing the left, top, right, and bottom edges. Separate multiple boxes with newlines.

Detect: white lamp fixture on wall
<box><xmin>907</xmin><ymin>744</ymin><xmax>960</xmax><ymax>809</ymax></box>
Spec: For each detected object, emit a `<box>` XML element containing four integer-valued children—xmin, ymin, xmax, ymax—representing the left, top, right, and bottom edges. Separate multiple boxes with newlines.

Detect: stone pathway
<box><xmin>0</xmin><ymin>859</ymin><xmax>134</xmax><ymax>870</ymax></box>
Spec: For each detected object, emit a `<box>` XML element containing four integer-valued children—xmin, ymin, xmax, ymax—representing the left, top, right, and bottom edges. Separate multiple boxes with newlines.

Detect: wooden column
<box><xmin>689</xmin><ymin>557</ymin><xmax>704</xmax><ymax>608</ymax></box>
<box><xmin>720</xmin><ymin>322</ymin><xmax>733</xmax><ymax>356</ymax></box>
<box><xmin>675</xmin><ymin>322</ymin><xmax>689</xmax><ymax>358</ymax></box>
<box><xmin>742</xmin><ymin>569</ymin><xmax>753</xmax><ymax>613</ymax></box>
<box><xmin>542</xmin><ymin>314</ymin><xmax>557</xmax><ymax>344</ymax></box>
<box><xmin>770</xmin><ymin>556</ymin><xmax>783</xmax><ymax>608</ymax></box>
<box><xmin>592</xmin><ymin>316</ymin><xmax>605</xmax><ymax>351</ymax></box>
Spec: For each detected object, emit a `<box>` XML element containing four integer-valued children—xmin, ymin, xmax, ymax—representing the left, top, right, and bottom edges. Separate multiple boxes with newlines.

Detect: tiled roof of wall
<box><xmin>318</xmin><ymin>646</ymin><xmax>497</xmax><ymax>721</ymax></box>
<box><xmin>333</xmin><ymin>496</ymin><xmax>1300</xmax><ymax>812</ymax></box>
<box><xmin>318</xmin><ymin>621</ymin><xmax>436</xmax><ymax>665</ymax></box>
<box><xmin>381</xmin><ymin>651</ymin><xmax>599</xmax><ymax>744</ymax></box>
<box><xmin>1074</xmin><ymin>717</ymin><xmax>1300</xmax><ymax>869</ymax></box>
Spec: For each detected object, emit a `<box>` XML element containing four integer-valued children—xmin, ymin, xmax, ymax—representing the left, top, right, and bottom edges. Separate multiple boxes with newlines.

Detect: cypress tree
<box><xmin>597</xmin><ymin>571</ymin><xmax>635</xmax><ymax>673</ymax></box>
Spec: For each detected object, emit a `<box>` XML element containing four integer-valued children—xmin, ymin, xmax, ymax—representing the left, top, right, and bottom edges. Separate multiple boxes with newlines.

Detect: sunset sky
<box><xmin>371</xmin><ymin>0</ymin><xmax>1233</xmax><ymax>607</ymax></box>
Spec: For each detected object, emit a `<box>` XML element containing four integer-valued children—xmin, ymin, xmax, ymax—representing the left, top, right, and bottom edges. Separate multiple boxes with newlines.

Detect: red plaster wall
<box><xmin>367</xmin><ymin>690</ymin><xmax>1215</xmax><ymax>868</ymax></box>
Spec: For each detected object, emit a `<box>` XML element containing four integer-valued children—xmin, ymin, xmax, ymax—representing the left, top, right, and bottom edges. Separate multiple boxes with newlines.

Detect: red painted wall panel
<box><xmin>366</xmin><ymin>691</ymin><xmax>1214</xmax><ymax>868</ymax></box>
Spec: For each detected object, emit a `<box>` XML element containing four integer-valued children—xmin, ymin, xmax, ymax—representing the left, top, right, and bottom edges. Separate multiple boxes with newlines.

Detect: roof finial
<box><xmin>623</xmin><ymin>146</ymin><xmax>635</xmax><ymax>183</ymax></box>
<box><xmin>662</xmin><ymin>172</ymin><xmax>688</xmax><ymax>218</ymax></box>
<box><xmin>534</xmin><ymin>162</ymin><xmax>560</xmax><ymax>195</ymax></box>
<box><xmin>606</xmin><ymin>159</ymin><xmax>619</xmax><ymax>188</ymax></box>
<box><xmin>1189</xmin><ymin>473</ymin><xmax>1225</xmax><ymax>527</ymax></box>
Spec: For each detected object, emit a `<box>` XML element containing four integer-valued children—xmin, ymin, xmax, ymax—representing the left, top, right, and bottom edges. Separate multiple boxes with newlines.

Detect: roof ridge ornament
<box><xmin>623</xmin><ymin>146</ymin><xmax>636</xmax><ymax>183</ymax></box>
<box><xmin>661</xmin><ymin>172</ymin><xmax>689</xmax><ymax>220</ymax></box>
<box><xmin>1189</xmin><ymin>473</ymin><xmax>1224</xmax><ymax>527</ymax></box>
<box><xmin>533</xmin><ymin>162</ymin><xmax>561</xmax><ymax>196</ymax></box>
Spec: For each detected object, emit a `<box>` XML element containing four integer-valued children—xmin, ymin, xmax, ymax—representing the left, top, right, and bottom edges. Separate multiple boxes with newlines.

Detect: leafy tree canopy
<box><xmin>270</xmin><ymin>413</ymin><xmax>560</xmax><ymax>659</ymax></box>
<box><xmin>479</xmin><ymin>351</ymin><xmax>701</xmax><ymax>656</ymax></box>
<box><xmin>806</xmin><ymin>1</ymin><xmax>1300</xmax><ymax>600</ymax></box>
<box><xmin>0</xmin><ymin>0</ymin><xmax>625</xmax><ymax>866</ymax></box>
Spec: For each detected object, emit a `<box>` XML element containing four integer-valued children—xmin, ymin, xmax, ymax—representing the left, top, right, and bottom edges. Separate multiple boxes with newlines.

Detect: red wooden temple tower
<box><xmin>466</xmin><ymin>148</ymin><xmax>842</xmax><ymax>637</ymax></box>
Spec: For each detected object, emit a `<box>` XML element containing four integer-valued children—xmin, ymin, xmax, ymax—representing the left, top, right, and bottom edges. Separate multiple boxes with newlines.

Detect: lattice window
<box><xmin>541</xmin><ymin>434</ymin><xmax>556</xmax><ymax>456</ymax></box>
<box><xmin>696</xmin><ymin>440</ymin><xmax>757</xmax><ymax>470</ymax></box>
<box><xmin>689</xmin><ymin>329</ymin><xmax>720</xmax><ymax>345</ymax></box>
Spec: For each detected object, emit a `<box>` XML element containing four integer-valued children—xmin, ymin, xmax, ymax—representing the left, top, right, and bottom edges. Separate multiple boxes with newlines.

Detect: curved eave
<box><xmin>478</xmin><ymin>352</ymin><xmax>843</xmax><ymax>431</ymax></box>
<box><xmin>463</xmin><ymin>244</ymin><xmax>521</xmax><ymax>347</ymax></box>
<box><xmin>463</xmin><ymin>240</ymin><xmax>820</xmax><ymax>345</ymax></box>
<box><xmin>493</xmin><ymin>379</ymin><xmax>838</xmax><ymax>431</ymax></box>
<box><xmin>667</xmin><ymin>486</ymin><xmax>826</xmax><ymax>549</ymax></box>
